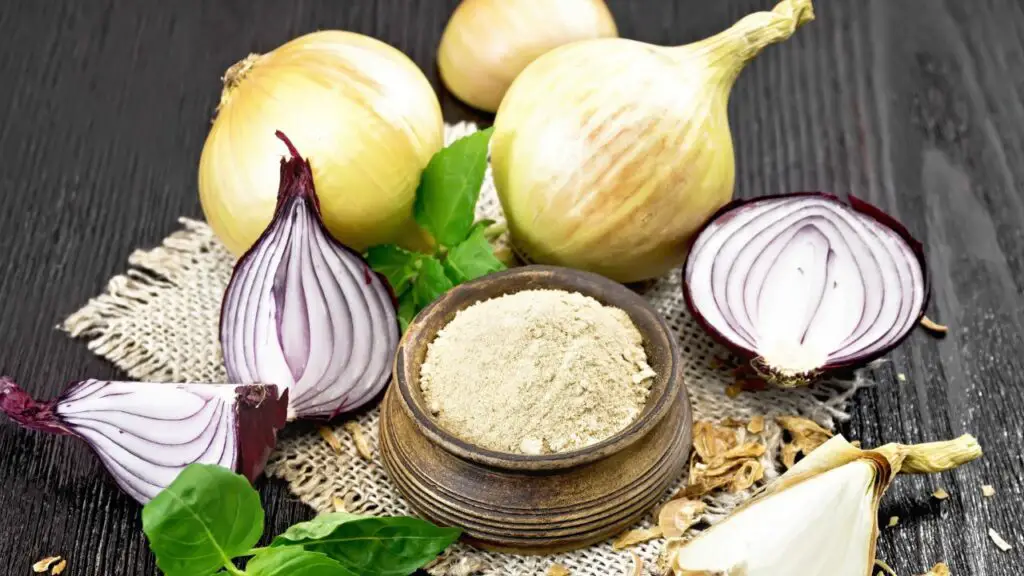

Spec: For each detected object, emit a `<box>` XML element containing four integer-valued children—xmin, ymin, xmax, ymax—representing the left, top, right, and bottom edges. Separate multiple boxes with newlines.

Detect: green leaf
<box><xmin>442</xmin><ymin>223</ymin><xmax>506</xmax><ymax>284</ymax></box>
<box><xmin>414</xmin><ymin>127</ymin><xmax>494</xmax><ymax>247</ymax></box>
<box><xmin>142</xmin><ymin>464</ymin><xmax>263</xmax><ymax>576</ymax></box>
<box><xmin>270</xmin><ymin>513</ymin><xmax>461</xmax><ymax>576</ymax></box>
<box><xmin>366</xmin><ymin>245</ymin><xmax>423</xmax><ymax>295</ymax></box>
<box><xmin>412</xmin><ymin>257</ymin><xmax>453</xmax><ymax>310</ymax></box>
<box><xmin>272</xmin><ymin>512</ymin><xmax>367</xmax><ymax>542</ymax></box>
<box><xmin>397</xmin><ymin>295</ymin><xmax>417</xmax><ymax>333</ymax></box>
<box><xmin>247</xmin><ymin>547</ymin><xmax>354</xmax><ymax>576</ymax></box>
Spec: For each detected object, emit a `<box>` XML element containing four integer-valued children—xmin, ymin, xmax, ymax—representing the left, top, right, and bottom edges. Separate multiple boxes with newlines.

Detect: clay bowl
<box><xmin>379</xmin><ymin>265</ymin><xmax>692</xmax><ymax>554</ymax></box>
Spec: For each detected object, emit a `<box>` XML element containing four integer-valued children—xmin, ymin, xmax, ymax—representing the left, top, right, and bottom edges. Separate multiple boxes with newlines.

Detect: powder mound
<box><xmin>419</xmin><ymin>289</ymin><xmax>656</xmax><ymax>454</ymax></box>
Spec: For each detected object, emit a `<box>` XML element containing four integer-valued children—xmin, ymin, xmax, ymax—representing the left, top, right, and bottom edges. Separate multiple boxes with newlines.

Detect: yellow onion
<box><xmin>491</xmin><ymin>0</ymin><xmax>814</xmax><ymax>283</ymax></box>
<box><xmin>200</xmin><ymin>31</ymin><xmax>443</xmax><ymax>257</ymax></box>
<box><xmin>438</xmin><ymin>0</ymin><xmax>618</xmax><ymax>113</ymax></box>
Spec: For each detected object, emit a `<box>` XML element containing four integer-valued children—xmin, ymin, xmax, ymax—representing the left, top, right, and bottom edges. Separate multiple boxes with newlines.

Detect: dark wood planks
<box><xmin>0</xmin><ymin>0</ymin><xmax>1020</xmax><ymax>574</ymax></box>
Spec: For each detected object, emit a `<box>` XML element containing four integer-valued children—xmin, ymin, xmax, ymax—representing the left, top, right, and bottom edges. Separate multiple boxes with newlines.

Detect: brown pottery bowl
<box><xmin>379</xmin><ymin>265</ymin><xmax>692</xmax><ymax>554</ymax></box>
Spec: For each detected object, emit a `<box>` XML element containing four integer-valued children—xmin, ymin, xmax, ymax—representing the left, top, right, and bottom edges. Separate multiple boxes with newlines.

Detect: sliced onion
<box><xmin>220</xmin><ymin>131</ymin><xmax>399</xmax><ymax>420</ymax></box>
<box><xmin>0</xmin><ymin>378</ymin><xmax>288</xmax><ymax>504</ymax></box>
<box><xmin>683</xmin><ymin>193</ymin><xmax>928</xmax><ymax>380</ymax></box>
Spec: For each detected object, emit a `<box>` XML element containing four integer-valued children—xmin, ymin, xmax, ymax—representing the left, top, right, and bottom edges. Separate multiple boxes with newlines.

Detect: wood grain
<box><xmin>0</xmin><ymin>0</ymin><xmax>1021</xmax><ymax>574</ymax></box>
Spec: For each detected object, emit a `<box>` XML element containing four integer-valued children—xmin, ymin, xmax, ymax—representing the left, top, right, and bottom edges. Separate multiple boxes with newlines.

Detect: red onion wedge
<box><xmin>0</xmin><ymin>378</ymin><xmax>287</xmax><ymax>504</ymax></box>
<box><xmin>220</xmin><ymin>131</ymin><xmax>399</xmax><ymax>420</ymax></box>
<box><xmin>683</xmin><ymin>193</ymin><xmax>928</xmax><ymax>384</ymax></box>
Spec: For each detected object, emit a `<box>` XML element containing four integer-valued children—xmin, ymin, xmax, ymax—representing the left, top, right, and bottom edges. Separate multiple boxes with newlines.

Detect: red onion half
<box><xmin>683</xmin><ymin>193</ymin><xmax>928</xmax><ymax>382</ymax></box>
<box><xmin>220</xmin><ymin>132</ymin><xmax>399</xmax><ymax>420</ymax></box>
<box><xmin>0</xmin><ymin>378</ymin><xmax>287</xmax><ymax>504</ymax></box>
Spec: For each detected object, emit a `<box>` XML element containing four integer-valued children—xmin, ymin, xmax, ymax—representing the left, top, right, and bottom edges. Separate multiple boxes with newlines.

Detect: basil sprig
<box><xmin>366</xmin><ymin>127</ymin><xmax>506</xmax><ymax>331</ymax></box>
<box><xmin>142</xmin><ymin>464</ymin><xmax>460</xmax><ymax>576</ymax></box>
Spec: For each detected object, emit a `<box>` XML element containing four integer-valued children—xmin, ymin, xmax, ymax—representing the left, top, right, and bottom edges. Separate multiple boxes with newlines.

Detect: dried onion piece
<box><xmin>729</xmin><ymin>460</ymin><xmax>764</xmax><ymax>492</ymax></box>
<box><xmin>547</xmin><ymin>563</ymin><xmax>571</xmax><ymax>576</ymax></box>
<box><xmin>659</xmin><ymin>498</ymin><xmax>706</xmax><ymax>538</ymax></box>
<box><xmin>692</xmin><ymin>421</ymin><xmax>738</xmax><ymax>461</ymax></box>
<box><xmin>685</xmin><ymin>420</ymin><xmax>769</xmax><ymax>498</ymax></box>
<box><xmin>780</xmin><ymin>443</ymin><xmax>800</xmax><ymax>469</ymax></box>
<box><xmin>920</xmin><ymin>315</ymin><xmax>949</xmax><ymax>334</ymax></box>
<box><xmin>918</xmin><ymin>562</ymin><xmax>950</xmax><ymax>576</ymax></box>
<box><xmin>747</xmin><ymin>416</ymin><xmax>765</xmax><ymax>434</ymax></box>
<box><xmin>318</xmin><ymin>426</ymin><xmax>343</xmax><ymax>454</ymax></box>
<box><xmin>989</xmin><ymin>528</ymin><xmax>1012</xmax><ymax>552</ymax></box>
<box><xmin>777</xmin><ymin>415</ymin><xmax>832</xmax><ymax>469</ymax></box>
<box><xmin>344</xmin><ymin>421</ymin><xmax>374</xmax><ymax>461</ymax></box>
<box><xmin>613</xmin><ymin>526</ymin><xmax>663</xmax><ymax>549</ymax></box>
<box><xmin>32</xmin><ymin>557</ymin><xmax>61</xmax><ymax>573</ymax></box>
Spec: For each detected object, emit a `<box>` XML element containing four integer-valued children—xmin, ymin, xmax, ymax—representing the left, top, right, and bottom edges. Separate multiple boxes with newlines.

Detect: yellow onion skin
<box><xmin>491</xmin><ymin>0</ymin><xmax>814</xmax><ymax>283</ymax></box>
<box><xmin>200</xmin><ymin>31</ymin><xmax>443</xmax><ymax>257</ymax></box>
<box><xmin>438</xmin><ymin>0</ymin><xmax>618</xmax><ymax>113</ymax></box>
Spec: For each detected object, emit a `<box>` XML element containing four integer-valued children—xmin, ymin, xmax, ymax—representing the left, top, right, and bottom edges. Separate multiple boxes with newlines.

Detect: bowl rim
<box><xmin>393</xmin><ymin>264</ymin><xmax>683</xmax><ymax>471</ymax></box>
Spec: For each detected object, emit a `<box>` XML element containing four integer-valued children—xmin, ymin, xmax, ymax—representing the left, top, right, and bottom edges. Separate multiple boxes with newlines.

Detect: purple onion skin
<box><xmin>0</xmin><ymin>377</ymin><xmax>288</xmax><ymax>502</ymax></box>
<box><xmin>0</xmin><ymin>378</ymin><xmax>73</xmax><ymax>436</ymax></box>
<box><xmin>219</xmin><ymin>131</ymin><xmax>400</xmax><ymax>420</ymax></box>
<box><xmin>234</xmin><ymin>384</ymin><xmax>289</xmax><ymax>481</ymax></box>
<box><xmin>681</xmin><ymin>192</ymin><xmax>930</xmax><ymax>374</ymax></box>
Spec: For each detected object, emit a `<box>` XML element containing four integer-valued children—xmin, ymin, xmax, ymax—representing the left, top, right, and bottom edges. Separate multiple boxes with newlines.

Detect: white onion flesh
<box><xmin>684</xmin><ymin>194</ymin><xmax>927</xmax><ymax>375</ymax></box>
<box><xmin>220</xmin><ymin>132</ymin><xmax>399</xmax><ymax>419</ymax></box>
<box><xmin>671</xmin><ymin>460</ymin><xmax>878</xmax><ymax>575</ymax></box>
<box><xmin>0</xmin><ymin>378</ymin><xmax>288</xmax><ymax>504</ymax></box>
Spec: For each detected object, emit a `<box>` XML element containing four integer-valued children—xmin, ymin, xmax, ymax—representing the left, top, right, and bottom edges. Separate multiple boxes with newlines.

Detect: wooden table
<box><xmin>0</xmin><ymin>1</ymin><xmax>1020</xmax><ymax>574</ymax></box>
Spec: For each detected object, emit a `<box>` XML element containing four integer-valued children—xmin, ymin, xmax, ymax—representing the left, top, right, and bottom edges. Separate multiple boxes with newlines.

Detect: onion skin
<box><xmin>682</xmin><ymin>192</ymin><xmax>930</xmax><ymax>379</ymax></box>
<box><xmin>200</xmin><ymin>30</ymin><xmax>444</xmax><ymax>257</ymax></box>
<box><xmin>438</xmin><ymin>0</ymin><xmax>618</xmax><ymax>113</ymax></box>
<box><xmin>490</xmin><ymin>0</ymin><xmax>814</xmax><ymax>283</ymax></box>
<box><xmin>0</xmin><ymin>378</ymin><xmax>288</xmax><ymax>504</ymax></box>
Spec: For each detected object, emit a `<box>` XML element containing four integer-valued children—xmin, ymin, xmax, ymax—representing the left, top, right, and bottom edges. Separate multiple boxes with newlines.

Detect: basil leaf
<box><xmin>366</xmin><ymin>245</ymin><xmax>423</xmax><ymax>295</ymax></box>
<box><xmin>247</xmin><ymin>547</ymin><xmax>354</xmax><ymax>576</ymax></box>
<box><xmin>398</xmin><ymin>295</ymin><xmax>417</xmax><ymax>333</ymax></box>
<box><xmin>442</xmin><ymin>223</ymin><xmax>506</xmax><ymax>284</ymax></box>
<box><xmin>414</xmin><ymin>127</ymin><xmax>494</xmax><ymax>247</ymax></box>
<box><xmin>272</xmin><ymin>512</ymin><xmax>366</xmax><ymax>542</ymax></box>
<box><xmin>412</xmin><ymin>257</ymin><xmax>453</xmax><ymax>310</ymax></box>
<box><xmin>271</xmin><ymin>514</ymin><xmax>461</xmax><ymax>576</ymax></box>
<box><xmin>141</xmin><ymin>464</ymin><xmax>263</xmax><ymax>576</ymax></box>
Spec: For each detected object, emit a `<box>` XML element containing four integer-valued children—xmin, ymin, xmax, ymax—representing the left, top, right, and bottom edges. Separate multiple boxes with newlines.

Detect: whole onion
<box><xmin>683</xmin><ymin>193</ymin><xmax>929</xmax><ymax>383</ymax></box>
<box><xmin>490</xmin><ymin>0</ymin><xmax>814</xmax><ymax>283</ymax></box>
<box><xmin>200</xmin><ymin>30</ymin><xmax>444</xmax><ymax>257</ymax></box>
<box><xmin>438</xmin><ymin>0</ymin><xmax>618</xmax><ymax>112</ymax></box>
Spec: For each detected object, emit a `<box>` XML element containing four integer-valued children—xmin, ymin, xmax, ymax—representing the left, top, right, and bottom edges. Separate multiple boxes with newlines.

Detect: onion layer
<box><xmin>683</xmin><ymin>193</ymin><xmax>928</xmax><ymax>380</ymax></box>
<box><xmin>0</xmin><ymin>378</ymin><xmax>288</xmax><ymax>504</ymax></box>
<box><xmin>220</xmin><ymin>132</ymin><xmax>399</xmax><ymax>420</ymax></box>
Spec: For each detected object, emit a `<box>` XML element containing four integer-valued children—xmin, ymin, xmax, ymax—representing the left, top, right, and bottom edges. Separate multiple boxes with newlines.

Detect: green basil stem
<box><xmin>483</xmin><ymin>221</ymin><xmax>507</xmax><ymax>241</ymax></box>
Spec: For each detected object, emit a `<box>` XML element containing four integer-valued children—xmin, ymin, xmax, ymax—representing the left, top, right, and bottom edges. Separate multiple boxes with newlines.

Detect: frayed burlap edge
<box><xmin>60</xmin><ymin>122</ymin><xmax>871</xmax><ymax>576</ymax></box>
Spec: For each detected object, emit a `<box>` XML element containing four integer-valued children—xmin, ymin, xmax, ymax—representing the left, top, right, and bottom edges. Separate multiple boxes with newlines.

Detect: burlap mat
<box><xmin>61</xmin><ymin>122</ymin><xmax>868</xmax><ymax>575</ymax></box>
